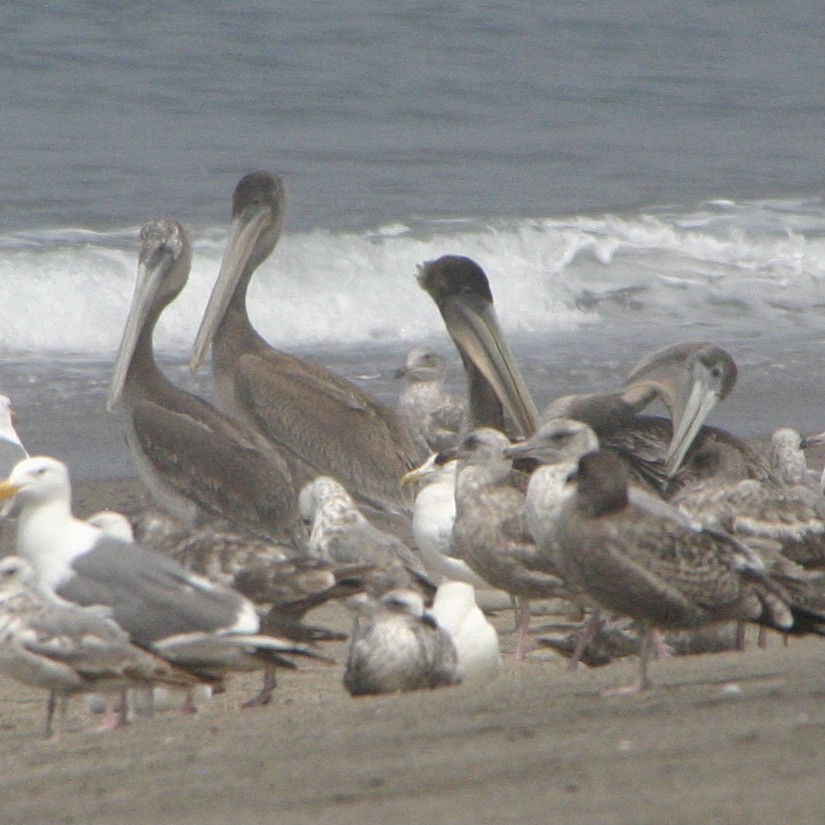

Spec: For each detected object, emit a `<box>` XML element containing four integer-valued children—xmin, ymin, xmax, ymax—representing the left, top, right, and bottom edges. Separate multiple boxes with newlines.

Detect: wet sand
<box><xmin>0</xmin><ymin>476</ymin><xmax>823</xmax><ymax>825</ymax></box>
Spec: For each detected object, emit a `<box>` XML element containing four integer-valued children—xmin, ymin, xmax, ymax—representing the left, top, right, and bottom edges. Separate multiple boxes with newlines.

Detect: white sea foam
<box><xmin>0</xmin><ymin>198</ymin><xmax>822</xmax><ymax>355</ymax></box>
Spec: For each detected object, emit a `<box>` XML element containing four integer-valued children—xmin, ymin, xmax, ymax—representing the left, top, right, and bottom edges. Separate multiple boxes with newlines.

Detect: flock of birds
<box><xmin>1</xmin><ymin>170</ymin><xmax>824</xmax><ymax>738</ymax></box>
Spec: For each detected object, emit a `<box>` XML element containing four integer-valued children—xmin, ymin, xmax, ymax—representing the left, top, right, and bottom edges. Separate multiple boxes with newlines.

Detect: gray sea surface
<box><xmin>0</xmin><ymin>1</ymin><xmax>822</xmax><ymax>479</ymax></box>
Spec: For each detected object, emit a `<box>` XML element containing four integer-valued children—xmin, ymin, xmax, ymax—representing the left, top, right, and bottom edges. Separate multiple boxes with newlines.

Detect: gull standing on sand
<box><xmin>766</xmin><ymin>427</ymin><xmax>825</xmax><ymax>496</ymax></box>
<box><xmin>430</xmin><ymin>581</ymin><xmax>501</xmax><ymax>682</ymax></box>
<box><xmin>0</xmin><ymin>555</ymin><xmax>201</xmax><ymax>737</ymax></box>
<box><xmin>555</xmin><ymin>450</ymin><xmax>825</xmax><ymax>693</ymax></box>
<box><xmin>343</xmin><ymin>589</ymin><xmax>462</xmax><ymax>696</ymax></box>
<box><xmin>504</xmin><ymin>418</ymin><xmax>605</xmax><ymax>668</ymax></box>
<box><xmin>128</xmin><ymin>508</ymin><xmax>365</xmax><ymax>642</ymax></box>
<box><xmin>0</xmin><ymin>456</ymin><xmax>327</xmax><ymax>705</ymax></box>
<box><xmin>453</xmin><ymin>428</ymin><xmax>567</xmax><ymax>661</ymax></box>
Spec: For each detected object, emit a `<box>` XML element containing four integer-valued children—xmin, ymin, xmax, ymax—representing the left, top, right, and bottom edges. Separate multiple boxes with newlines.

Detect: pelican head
<box><xmin>190</xmin><ymin>171</ymin><xmax>286</xmax><ymax>372</ymax></box>
<box><xmin>107</xmin><ymin>219</ymin><xmax>192</xmax><ymax>411</ymax></box>
<box><xmin>621</xmin><ymin>341</ymin><xmax>737</xmax><ymax>476</ymax></box>
<box><xmin>416</xmin><ymin>256</ymin><xmax>538</xmax><ymax>439</ymax></box>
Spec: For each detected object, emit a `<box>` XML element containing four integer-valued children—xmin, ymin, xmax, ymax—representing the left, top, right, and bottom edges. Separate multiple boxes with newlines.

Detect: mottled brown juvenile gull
<box><xmin>128</xmin><ymin>508</ymin><xmax>365</xmax><ymax>640</ymax></box>
<box><xmin>507</xmin><ymin>419</ymin><xmax>687</xmax><ymax>668</ymax></box>
<box><xmin>190</xmin><ymin>171</ymin><xmax>422</xmax><ymax>517</ymax></box>
<box><xmin>395</xmin><ymin>347</ymin><xmax>465</xmax><ymax>453</ymax></box>
<box><xmin>0</xmin><ymin>456</ymin><xmax>328</xmax><ymax>702</ymax></box>
<box><xmin>107</xmin><ymin>218</ymin><xmax>306</xmax><ymax>548</ymax></box>
<box><xmin>556</xmin><ymin>450</ymin><xmax>825</xmax><ymax>693</ymax></box>
<box><xmin>671</xmin><ymin>438</ymin><xmax>825</xmax><ymax>571</ymax></box>
<box><xmin>766</xmin><ymin>427</ymin><xmax>825</xmax><ymax>495</ymax></box>
<box><xmin>299</xmin><ymin>476</ymin><xmax>434</xmax><ymax>597</ymax></box>
<box><xmin>0</xmin><ymin>556</ymin><xmax>202</xmax><ymax>738</ymax></box>
<box><xmin>343</xmin><ymin>589</ymin><xmax>462</xmax><ymax>696</ymax></box>
<box><xmin>453</xmin><ymin>428</ymin><xmax>567</xmax><ymax>661</ymax></box>
<box><xmin>430</xmin><ymin>581</ymin><xmax>501</xmax><ymax>682</ymax></box>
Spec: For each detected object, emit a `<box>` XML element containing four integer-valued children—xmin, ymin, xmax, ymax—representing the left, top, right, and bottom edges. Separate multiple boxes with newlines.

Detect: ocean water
<box><xmin>0</xmin><ymin>1</ymin><xmax>823</xmax><ymax>479</ymax></box>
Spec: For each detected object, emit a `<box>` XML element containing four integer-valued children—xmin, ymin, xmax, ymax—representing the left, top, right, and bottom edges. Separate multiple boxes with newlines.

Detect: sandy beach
<box><xmin>0</xmin><ymin>475</ymin><xmax>821</xmax><ymax>825</ymax></box>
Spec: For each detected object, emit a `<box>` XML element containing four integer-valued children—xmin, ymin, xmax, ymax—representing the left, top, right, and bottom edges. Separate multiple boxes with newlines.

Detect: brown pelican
<box><xmin>395</xmin><ymin>347</ymin><xmax>465</xmax><ymax>453</ymax></box>
<box><xmin>343</xmin><ymin>589</ymin><xmax>462</xmax><ymax>696</ymax></box>
<box><xmin>0</xmin><ymin>456</ymin><xmax>327</xmax><ymax>703</ymax></box>
<box><xmin>543</xmin><ymin>341</ymin><xmax>767</xmax><ymax>494</ymax></box>
<box><xmin>415</xmin><ymin>255</ymin><xmax>539</xmax><ymax>440</ymax></box>
<box><xmin>107</xmin><ymin>218</ymin><xmax>306</xmax><ymax>547</ymax></box>
<box><xmin>556</xmin><ymin>450</ymin><xmax>825</xmax><ymax>692</ymax></box>
<box><xmin>0</xmin><ymin>555</ymin><xmax>203</xmax><ymax>738</ymax></box>
<box><xmin>190</xmin><ymin>171</ymin><xmax>422</xmax><ymax>516</ymax></box>
<box><xmin>453</xmin><ymin>428</ymin><xmax>567</xmax><ymax>660</ymax></box>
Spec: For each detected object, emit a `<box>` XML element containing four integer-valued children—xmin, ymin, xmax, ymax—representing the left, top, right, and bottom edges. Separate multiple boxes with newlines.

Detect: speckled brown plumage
<box><xmin>556</xmin><ymin>450</ymin><xmax>825</xmax><ymax>690</ymax></box>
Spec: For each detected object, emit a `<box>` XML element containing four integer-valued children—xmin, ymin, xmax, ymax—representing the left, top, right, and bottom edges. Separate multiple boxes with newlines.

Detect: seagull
<box><xmin>299</xmin><ymin>476</ymin><xmax>434</xmax><ymax>597</ymax></box>
<box><xmin>400</xmin><ymin>451</ymin><xmax>488</xmax><ymax>588</ymax></box>
<box><xmin>128</xmin><ymin>508</ymin><xmax>366</xmax><ymax>641</ymax></box>
<box><xmin>395</xmin><ymin>347</ymin><xmax>465</xmax><ymax>454</ymax></box>
<box><xmin>670</xmin><ymin>437</ymin><xmax>825</xmax><ymax>572</ymax></box>
<box><xmin>0</xmin><ymin>555</ymin><xmax>202</xmax><ymax>738</ymax></box>
<box><xmin>0</xmin><ymin>394</ymin><xmax>27</xmax><ymax>475</ymax></box>
<box><xmin>504</xmin><ymin>418</ymin><xmax>605</xmax><ymax>668</ymax></box>
<box><xmin>452</xmin><ymin>428</ymin><xmax>567</xmax><ymax>661</ymax></box>
<box><xmin>0</xmin><ymin>456</ymin><xmax>328</xmax><ymax>706</ymax></box>
<box><xmin>86</xmin><ymin>510</ymin><xmax>135</xmax><ymax>541</ymax></box>
<box><xmin>430</xmin><ymin>581</ymin><xmax>501</xmax><ymax>682</ymax></box>
<box><xmin>343</xmin><ymin>589</ymin><xmax>462</xmax><ymax>696</ymax></box>
<box><xmin>766</xmin><ymin>427</ymin><xmax>825</xmax><ymax>495</ymax></box>
<box><xmin>0</xmin><ymin>394</ymin><xmax>28</xmax><ymax>518</ymax></box>
<box><xmin>555</xmin><ymin>450</ymin><xmax>825</xmax><ymax>693</ymax></box>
